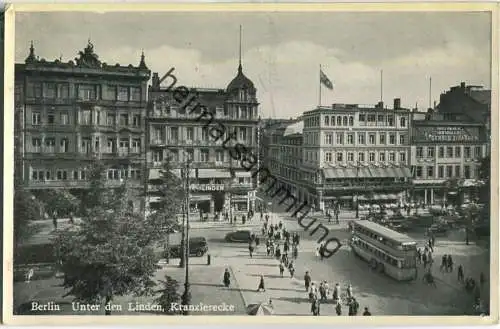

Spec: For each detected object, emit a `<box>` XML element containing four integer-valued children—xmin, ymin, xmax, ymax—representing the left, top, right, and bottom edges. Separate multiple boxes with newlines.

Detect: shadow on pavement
<box><xmin>247</xmin><ymin>274</ymin><xmax>283</xmax><ymax>278</ymax></box>
<box><xmin>273</xmin><ymin>296</ymin><xmax>311</xmax><ymax>304</ymax></box>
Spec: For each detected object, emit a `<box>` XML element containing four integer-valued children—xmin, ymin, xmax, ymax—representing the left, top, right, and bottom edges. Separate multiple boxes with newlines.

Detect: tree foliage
<box><xmin>155</xmin><ymin>275</ymin><xmax>181</xmax><ymax>315</ymax></box>
<box><xmin>38</xmin><ymin>189</ymin><xmax>80</xmax><ymax>218</ymax></box>
<box><xmin>53</xmin><ymin>161</ymin><xmax>162</xmax><ymax>314</ymax></box>
<box><xmin>13</xmin><ymin>188</ymin><xmax>43</xmax><ymax>248</ymax></box>
<box><xmin>147</xmin><ymin>158</ymin><xmax>185</xmax><ymax>239</ymax></box>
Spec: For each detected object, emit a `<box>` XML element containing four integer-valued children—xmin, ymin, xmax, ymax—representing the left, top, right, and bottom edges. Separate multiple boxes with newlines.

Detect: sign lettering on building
<box><xmin>415</xmin><ymin>126</ymin><xmax>480</xmax><ymax>143</ymax></box>
<box><xmin>190</xmin><ymin>184</ymin><xmax>225</xmax><ymax>192</ymax></box>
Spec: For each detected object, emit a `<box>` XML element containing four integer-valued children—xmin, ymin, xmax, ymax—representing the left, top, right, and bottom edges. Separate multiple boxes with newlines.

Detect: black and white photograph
<box><xmin>3</xmin><ymin>4</ymin><xmax>497</xmax><ymax>323</ymax></box>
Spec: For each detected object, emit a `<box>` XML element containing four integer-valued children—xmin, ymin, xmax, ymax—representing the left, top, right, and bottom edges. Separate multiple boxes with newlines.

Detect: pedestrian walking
<box><xmin>440</xmin><ymin>254</ymin><xmax>447</xmax><ymax>272</ymax></box>
<box><xmin>333</xmin><ymin>283</ymin><xmax>341</xmax><ymax>304</ymax></box>
<box><xmin>422</xmin><ymin>253</ymin><xmax>428</xmax><ymax>268</ymax></box>
<box><xmin>335</xmin><ymin>302</ymin><xmax>342</xmax><ymax>316</ymax></box>
<box><xmin>257</xmin><ymin>275</ymin><xmax>266</xmax><ymax>292</ymax></box>
<box><xmin>304</xmin><ymin>271</ymin><xmax>312</xmax><ymax>292</ymax></box>
<box><xmin>311</xmin><ymin>295</ymin><xmax>320</xmax><ymax>316</ymax></box>
<box><xmin>223</xmin><ymin>268</ymin><xmax>231</xmax><ymax>288</ymax></box>
<box><xmin>348</xmin><ymin>298</ymin><xmax>359</xmax><ymax>316</ymax></box>
<box><xmin>279</xmin><ymin>262</ymin><xmax>285</xmax><ymax>277</ymax></box>
<box><xmin>25</xmin><ymin>268</ymin><xmax>34</xmax><ymax>283</ymax></box>
<box><xmin>288</xmin><ymin>261</ymin><xmax>295</xmax><ymax>277</ymax></box>
<box><xmin>363</xmin><ymin>307</ymin><xmax>371</xmax><ymax>316</ymax></box>
<box><xmin>319</xmin><ymin>282</ymin><xmax>327</xmax><ymax>301</ymax></box>
<box><xmin>447</xmin><ymin>255</ymin><xmax>453</xmax><ymax>272</ymax></box>
<box><xmin>347</xmin><ymin>283</ymin><xmax>353</xmax><ymax>299</ymax></box>
<box><xmin>266</xmin><ymin>244</ymin><xmax>271</xmax><ymax>256</ymax></box>
<box><xmin>458</xmin><ymin>265</ymin><xmax>464</xmax><ymax>283</ymax></box>
<box><xmin>293</xmin><ymin>245</ymin><xmax>298</xmax><ymax>260</ymax></box>
<box><xmin>275</xmin><ymin>245</ymin><xmax>281</xmax><ymax>260</ymax></box>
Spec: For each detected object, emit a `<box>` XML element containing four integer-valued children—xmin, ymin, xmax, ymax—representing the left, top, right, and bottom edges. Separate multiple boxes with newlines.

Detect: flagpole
<box><xmin>319</xmin><ymin>64</ymin><xmax>322</xmax><ymax>107</ymax></box>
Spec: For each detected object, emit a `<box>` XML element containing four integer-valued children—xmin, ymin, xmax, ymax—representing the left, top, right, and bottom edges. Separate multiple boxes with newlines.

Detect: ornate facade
<box><xmin>14</xmin><ymin>41</ymin><xmax>151</xmax><ymax>211</ymax></box>
<box><xmin>146</xmin><ymin>62</ymin><xmax>260</xmax><ymax>217</ymax></box>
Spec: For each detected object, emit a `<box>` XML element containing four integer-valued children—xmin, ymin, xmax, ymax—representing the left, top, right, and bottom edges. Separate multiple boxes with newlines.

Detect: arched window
<box><xmin>349</xmin><ymin>116</ymin><xmax>354</xmax><ymax>126</ymax></box>
<box><xmin>324</xmin><ymin>116</ymin><xmax>329</xmax><ymax>126</ymax></box>
<box><xmin>343</xmin><ymin>116</ymin><xmax>348</xmax><ymax>126</ymax></box>
<box><xmin>331</xmin><ymin>116</ymin><xmax>335</xmax><ymax>125</ymax></box>
<box><xmin>337</xmin><ymin>116</ymin><xmax>342</xmax><ymax>126</ymax></box>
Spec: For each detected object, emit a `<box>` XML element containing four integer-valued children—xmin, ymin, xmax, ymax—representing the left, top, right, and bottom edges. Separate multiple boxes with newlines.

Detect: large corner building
<box><xmin>146</xmin><ymin>61</ymin><xmax>260</xmax><ymax>215</ymax></box>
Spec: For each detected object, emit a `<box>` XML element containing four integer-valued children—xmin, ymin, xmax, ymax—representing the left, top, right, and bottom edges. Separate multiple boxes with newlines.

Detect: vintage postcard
<box><xmin>2</xmin><ymin>3</ymin><xmax>498</xmax><ymax>326</ymax></box>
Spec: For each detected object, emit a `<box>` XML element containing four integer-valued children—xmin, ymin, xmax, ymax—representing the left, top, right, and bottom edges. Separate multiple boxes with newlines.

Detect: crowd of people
<box><xmin>244</xmin><ymin>214</ymin><xmax>373</xmax><ymax>316</ymax></box>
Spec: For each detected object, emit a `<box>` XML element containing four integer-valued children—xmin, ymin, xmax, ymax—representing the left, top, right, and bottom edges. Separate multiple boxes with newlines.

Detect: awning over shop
<box><xmin>358</xmin><ymin>168</ymin><xmax>372</xmax><ymax>178</ymax></box>
<box><xmin>148</xmin><ymin>168</ymin><xmax>181</xmax><ymax>180</ymax></box>
<box><xmin>368</xmin><ymin>168</ymin><xmax>385</xmax><ymax>178</ymax></box>
<box><xmin>235</xmin><ymin>171</ymin><xmax>252</xmax><ymax>178</ymax></box>
<box><xmin>324</xmin><ymin>168</ymin><xmax>341</xmax><ymax>179</ymax></box>
<box><xmin>198</xmin><ymin>169</ymin><xmax>231</xmax><ymax>179</ymax></box>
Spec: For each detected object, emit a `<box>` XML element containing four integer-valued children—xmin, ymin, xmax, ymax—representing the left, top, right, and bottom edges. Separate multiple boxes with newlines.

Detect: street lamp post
<box><xmin>181</xmin><ymin>159</ymin><xmax>192</xmax><ymax>314</ymax></box>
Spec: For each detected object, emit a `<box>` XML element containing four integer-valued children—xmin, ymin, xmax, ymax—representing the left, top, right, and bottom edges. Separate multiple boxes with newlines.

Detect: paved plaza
<box><xmin>14</xmin><ymin>205</ymin><xmax>490</xmax><ymax>316</ymax></box>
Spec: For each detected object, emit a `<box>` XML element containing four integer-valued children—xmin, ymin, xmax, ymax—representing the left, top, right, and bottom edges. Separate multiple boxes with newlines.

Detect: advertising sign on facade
<box><xmin>190</xmin><ymin>184</ymin><xmax>225</xmax><ymax>192</ymax></box>
<box><xmin>414</xmin><ymin>126</ymin><xmax>480</xmax><ymax>143</ymax></box>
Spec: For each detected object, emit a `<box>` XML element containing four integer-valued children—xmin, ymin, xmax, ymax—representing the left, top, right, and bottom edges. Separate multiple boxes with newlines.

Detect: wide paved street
<box><xmin>14</xmin><ymin>208</ymin><xmax>489</xmax><ymax>316</ymax></box>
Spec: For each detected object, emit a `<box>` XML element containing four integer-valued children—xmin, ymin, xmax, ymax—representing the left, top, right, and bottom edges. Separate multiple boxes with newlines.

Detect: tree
<box><xmin>13</xmin><ymin>188</ymin><xmax>43</xmax><ymax>251</ymax></box>
<box><xmin>53</xmin><ymin>161</ymin><xmax>163</xmax><ymax>315</ymax></box>
<box><xmin>147</xmin><ymin>158</ymin><xmax>185</xmax><ymax>264</ymax></box>
<box><xmin>38</xmin><ymin>189</ymin><xmax>80</xmax><ymax>219</ymax></box>
<box><xmin>155</xmin><ymin>275</ymin><xmax>181</xmax><ymax>315</ymax></box>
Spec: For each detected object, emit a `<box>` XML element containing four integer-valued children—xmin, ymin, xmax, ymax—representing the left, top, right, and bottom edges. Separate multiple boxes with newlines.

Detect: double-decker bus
<box><xmin>349</xmin><ymin>220</ymin><xmax>417</xmax><ymax>281</ymax></box>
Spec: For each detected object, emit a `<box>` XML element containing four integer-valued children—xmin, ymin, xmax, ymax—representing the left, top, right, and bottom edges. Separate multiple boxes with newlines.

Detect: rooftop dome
<box><xmin>227</xmin><ymin>64</ymin><xmax>255</xmax><ymax>92</ymax></box>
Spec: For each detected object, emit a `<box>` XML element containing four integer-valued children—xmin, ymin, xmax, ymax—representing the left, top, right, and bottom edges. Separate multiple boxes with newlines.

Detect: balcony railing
<box><xmin>25</xmin><ymin>179</ymin><xmax>143</xmax><ymax>189</ymax></box>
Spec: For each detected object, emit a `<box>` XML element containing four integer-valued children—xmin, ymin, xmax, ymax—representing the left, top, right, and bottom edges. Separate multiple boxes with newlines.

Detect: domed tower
<box><xmin>225</xmin><ymin>26</ymin><xmax>259</xmax><ymax>121</ymax></box>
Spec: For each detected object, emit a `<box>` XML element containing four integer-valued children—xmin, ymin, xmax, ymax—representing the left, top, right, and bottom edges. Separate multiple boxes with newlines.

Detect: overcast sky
<box><xmin>15</xmin><ymin>11</ymin><xmax>491</xmax><ymax>119</ymax></box>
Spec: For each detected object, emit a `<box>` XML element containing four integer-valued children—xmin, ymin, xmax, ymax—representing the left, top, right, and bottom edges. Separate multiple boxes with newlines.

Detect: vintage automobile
<box><xmin>224</xmin><ymin>230</ymin><xmax>253</xmax><ymax>243</ymax></box>
<box><xmin>167</xmin><ymin>237</ymin><xmax>209</xmax><ymax>258</ymax></box>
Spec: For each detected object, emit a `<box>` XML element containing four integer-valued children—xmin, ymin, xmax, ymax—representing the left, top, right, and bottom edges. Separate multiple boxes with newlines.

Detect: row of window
<box><xmin>416</xmin><ymin>146</ymin><xmax>482</xmax><ymax>159</ymax></box>
<box><xmin>414</xmin><ymin>165</ymin><xmax>477</xmax><ymax>179</ymax></box>
<box><xmin>151</xmin><ymin>126</ymin><xmax>254</xmax><ymax>143</ymax></box>
<box><xmin>305</xmin><ymin>113</ymin><xmax>407</xmax><ymax>128</ymax></box>
<box><xmin>25</xmin><ymin>82</ymin><xmax>142</xmax><ymax>102</ymax></box>
<box><xmin>30</xmin><ymin>137</ymin><xmax>141</xmax><ymax>154</ymax></box>
<box><xmin>31</xmin><ymin>111</ymin><xmax>142</xmax><ymax>127</ymax></box>
<box><xmin>31</xmin><ymin>168</ymin><xmax>141</xmax><ymax>181</ymax></box>
<box><xmin>152</xmin><ymin>148</ymin><xmax>227</xmax><ymax>163</ymax></box>
<box><xmin>321</xmin><ymin>132</ymin><xmax>407</xmax><ymax>146</ymax></box>
<box><xmin>152</xmin><ymin>101</ymin><xmax>257</xmax><ymax>120</ymax></box>
<box><xmin>324</xmin><ymin>151</ymin><xmax>406</xmax><ymax>163</ymax></box>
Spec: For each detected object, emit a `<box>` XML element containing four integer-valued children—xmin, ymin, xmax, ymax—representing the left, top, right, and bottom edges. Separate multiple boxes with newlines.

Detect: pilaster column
<box><xmin>430</xmin><ymin>188</ymin><xmax>434</xmax><ymax>204</ymax></box>
<box><xmin>424</xmin><ymin>189</ymin><xmax>428</xmax><ymax>204</ymax></box>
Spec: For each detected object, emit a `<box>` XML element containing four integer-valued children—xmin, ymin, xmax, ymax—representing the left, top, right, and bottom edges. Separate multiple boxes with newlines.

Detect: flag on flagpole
<box><xmin>320</xmin><ymin>69</ymin><xmax>334</xmax><ymax>90</ymax></box>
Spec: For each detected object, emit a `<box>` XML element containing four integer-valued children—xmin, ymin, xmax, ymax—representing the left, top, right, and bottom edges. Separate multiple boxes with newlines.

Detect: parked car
<box><xmin>225</xmin><ymin>230</ymin><xmax>252</xmax><ymax>243</ymax></box>
<box><xmin>167</xmin><ymin>237</ymin><xmax>208</xmax><ymax>258</ymax></box>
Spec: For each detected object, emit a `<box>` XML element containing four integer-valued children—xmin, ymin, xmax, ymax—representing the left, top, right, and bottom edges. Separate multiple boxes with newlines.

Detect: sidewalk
<box><xmin>424</xmin><ymin>239</ymin><xmax>490</xmax><ymax>312</ymax></box>
<box><xmin>228</xmin><ymin>254</ymin><xmax>339</xmax><ymax>315</ymax></box>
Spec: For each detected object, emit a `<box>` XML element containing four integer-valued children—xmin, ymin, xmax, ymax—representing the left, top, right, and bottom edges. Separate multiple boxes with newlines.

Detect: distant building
<box><xmin>14</xmin><ymin>41</ymin><xmax>150</xmax><ymax>211</ymax></box>
<box><xmin>437</xmin><ymin>82</ymin><xmax>491</xmax><ymax>142</ymax></box>
<box><xmin>145</xmin><ymin>61</ymin><xmax>260</xmax><ymax>217</ymax></box>
<box><xmin>264</xmin><ymin>99</ymin><xmax>413</xmax><ymax>211</ymax></box>
<box><xmin>409</xmin><ymin>112</ymin><xmax>488</xmax><ymax>205</ymax></box>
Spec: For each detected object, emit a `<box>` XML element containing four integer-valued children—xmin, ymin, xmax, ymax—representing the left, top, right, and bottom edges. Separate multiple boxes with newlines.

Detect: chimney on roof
<box><xmin>376</xmin><ymin>101</ymin><xmax>384</xmax><ymax>109</ymax></box>
<box><xmin>393</xmin><ymin>98</ymin><xmax>401</xmax><ymax>110</ymax></box>
<box><xmin>460</xmin><ymin>82</ymin><xmax>466</xmax><ymax>89</ymax></box>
